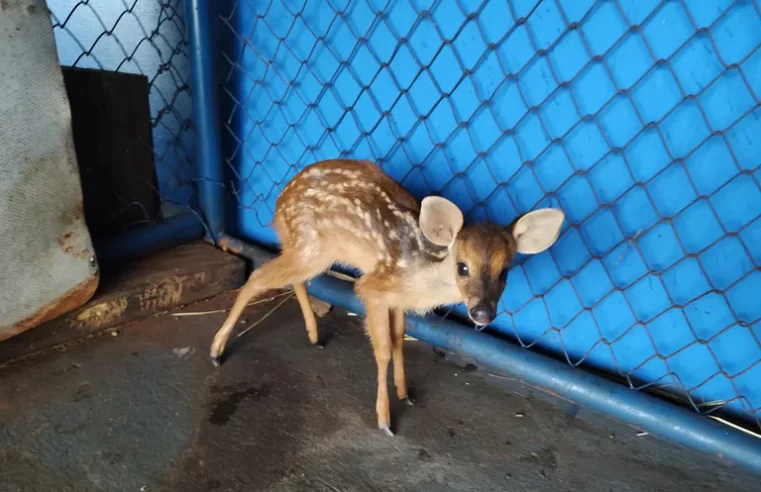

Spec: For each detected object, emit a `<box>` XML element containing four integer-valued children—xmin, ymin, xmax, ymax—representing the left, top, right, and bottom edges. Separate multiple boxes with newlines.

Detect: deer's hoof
<box><xmin>380</xmin><ymin>426</ymin><xmax>395</xmax><ymax>437</ymax></box>
<box><xmin>402</xmin><ymin>396</ymin><xmax>416</xmax><ymax>406</ymax></box>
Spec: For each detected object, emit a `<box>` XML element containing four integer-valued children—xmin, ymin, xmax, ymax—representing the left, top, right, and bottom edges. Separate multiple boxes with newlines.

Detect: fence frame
<box><xmin>180</xmin><ymin>0</ymin><xmax>761</xmax><ymax>474</ymax></box>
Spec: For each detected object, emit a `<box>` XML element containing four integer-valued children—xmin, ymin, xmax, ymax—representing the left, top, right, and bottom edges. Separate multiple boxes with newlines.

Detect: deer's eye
<box><xmin>457</xmin><ymin>263</ymin><xmax>469</xmax><ymax>277</ymax></box>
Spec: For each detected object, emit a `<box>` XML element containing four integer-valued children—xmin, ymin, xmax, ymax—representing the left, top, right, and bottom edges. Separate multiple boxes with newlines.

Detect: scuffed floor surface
<box><xmin>1</xmin><ymin>292</ymin><xmax>758</xmax><ymax>492</ymax></box>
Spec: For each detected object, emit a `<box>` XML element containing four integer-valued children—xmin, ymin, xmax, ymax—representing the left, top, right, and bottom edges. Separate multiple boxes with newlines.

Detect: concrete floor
<box><xmin>1</xmin><ymin>291</ymin><xmax>758</xmax><ymax>492</ymax></box>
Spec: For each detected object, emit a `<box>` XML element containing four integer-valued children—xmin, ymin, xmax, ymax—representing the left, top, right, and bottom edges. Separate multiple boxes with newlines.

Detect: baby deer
<box><xmin>210</xmin><ymin>159</ymin><xmax>564</xmax><ymax>436</ymax></box>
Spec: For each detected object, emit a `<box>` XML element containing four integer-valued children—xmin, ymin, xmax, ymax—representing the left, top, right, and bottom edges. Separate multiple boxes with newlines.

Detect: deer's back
<box><xmin>275</xmin><ymin>159</ymin><xmax>425</xmax><ymax>272</ymax></box>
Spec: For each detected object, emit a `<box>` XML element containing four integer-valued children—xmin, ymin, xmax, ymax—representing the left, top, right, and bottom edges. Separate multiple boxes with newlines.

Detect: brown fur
<box><xmin>210</xmin><ymin>159</ymin><xmax>522</xmax><ymax>435</ymax></box>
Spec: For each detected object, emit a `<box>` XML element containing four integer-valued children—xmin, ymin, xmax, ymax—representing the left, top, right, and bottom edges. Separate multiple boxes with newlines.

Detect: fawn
<box><xmin>210</xmin><ymin>158</ymin><xmax>565</xmax><ymax>436</ymax></box>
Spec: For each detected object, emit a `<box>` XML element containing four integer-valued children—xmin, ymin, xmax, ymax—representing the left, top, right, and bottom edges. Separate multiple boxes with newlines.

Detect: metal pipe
<box><xmin>186</xmin><ymin>0</ymin><xmax>225</xmax><ymax>239</ymax></box>
<box><xmin>215</xmin><ymin>233</ymin><xmax>276</xmax><ymax>268</ymax></box>
<box><xmin>93</xmin><ymin>212</ymin><xmax>204</xmax><ymax>266</ymax></box>
<box><xmin>215</xmin><ymin>233</ymin><xmax>761</xmax><ymax>476</ymax></box>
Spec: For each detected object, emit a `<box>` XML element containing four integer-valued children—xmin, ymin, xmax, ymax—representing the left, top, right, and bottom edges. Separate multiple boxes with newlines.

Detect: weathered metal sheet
<box><xmin>0</xmin><ymin>0</ymin><xmax>98</xmax><ymax>342</ymax></box>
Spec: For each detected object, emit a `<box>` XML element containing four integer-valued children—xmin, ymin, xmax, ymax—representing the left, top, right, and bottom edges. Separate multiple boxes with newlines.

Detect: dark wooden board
<box><xmin>0</xmin><ymin>242</ymin><xmax>246</xmax><ymax>365</ymax></box>
<box><xmin>62</xmin><ymin>66</ymin><xmax>161</xmax><ymax>238</ymax></box>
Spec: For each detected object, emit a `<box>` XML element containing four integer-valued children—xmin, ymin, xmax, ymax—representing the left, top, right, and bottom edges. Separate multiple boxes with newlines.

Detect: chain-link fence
<box><xmin>218</xmin><ymin>0</ymin><xmax>761</xmax><ymax>432</ymax></box>
<box><xmin>48</xmin><ymin>0</ymin><xmax>196</xmax><ymax>236</ymax></box>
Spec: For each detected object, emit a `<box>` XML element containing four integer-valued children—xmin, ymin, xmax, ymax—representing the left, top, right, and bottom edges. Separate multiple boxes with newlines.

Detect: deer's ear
<box><xmin>419</xmin><ymin>196</ymin><xmax>464</xmax><ymax>247</ymax></box>
<box><xmin>512</xmin><ymin>208</ymin><xmax>565</xmax><ymax>255</ymax></box>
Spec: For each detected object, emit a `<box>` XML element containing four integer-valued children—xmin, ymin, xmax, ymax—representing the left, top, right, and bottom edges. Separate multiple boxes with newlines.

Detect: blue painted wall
<box><xmin>220</xmin><ymin>0</ymin><xmax>761</xmax><ymax>427</ymax></box>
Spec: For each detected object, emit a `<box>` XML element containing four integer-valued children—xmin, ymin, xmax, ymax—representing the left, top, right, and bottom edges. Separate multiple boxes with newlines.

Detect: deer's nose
<box><xmin>469</xmin><ymin>304</ymin><xmax>495</xmax><ymax>325</ymax></box>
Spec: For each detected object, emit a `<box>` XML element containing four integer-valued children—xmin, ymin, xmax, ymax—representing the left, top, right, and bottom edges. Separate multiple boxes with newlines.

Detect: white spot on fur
<box><xmin>336</xmin><ymin>219</ymin><xmax>352</xmax><ymax>230</ymax></box>
<box><xmin>432</xmin><ymin>249</ymin><xmax>448</xmax><ymax>258</ymax></box>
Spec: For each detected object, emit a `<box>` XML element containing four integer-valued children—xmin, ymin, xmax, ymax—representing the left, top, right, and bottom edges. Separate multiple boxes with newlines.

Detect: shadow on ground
<box><xmin>0</xmin><ymin>292</ymin><xmax>757</xmax><ymax>492</ymax></box>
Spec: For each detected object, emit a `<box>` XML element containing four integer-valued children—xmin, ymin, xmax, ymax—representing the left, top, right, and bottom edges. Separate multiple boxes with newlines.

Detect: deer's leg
<box><xmin>365</xmin><ymin>300</ymin><xmax>393</xmax><ymax>436</ymax></box>
<box><xmin>274</xmin><ymin>219</ymin><xmax>321</xmax><ymax>347</ymax></box>
<box><xmin>293</xmin><ymin>282</ymin><xmax>320</xmax><ymax>346</ymax></box>
<box><xmin>210</xmin><ymin>252</ymin><xmax>327</xmax><ymax>365</ymax></box>
<box><xmin>390</xmin><ymin>307</ymin><xmax>413</xmax><ymax>405</ymax></box>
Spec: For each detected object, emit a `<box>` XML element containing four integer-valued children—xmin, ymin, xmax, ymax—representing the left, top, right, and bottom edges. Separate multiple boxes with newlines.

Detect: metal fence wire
<box><xmin>218</xmin><ymin>0</ymin><xmax>761</xmax><ymax>432</ymax></box>
<box><xmin>48</xmin><ymin>0</ymin><xmax>197</xmax><ymax>234</ymax></box>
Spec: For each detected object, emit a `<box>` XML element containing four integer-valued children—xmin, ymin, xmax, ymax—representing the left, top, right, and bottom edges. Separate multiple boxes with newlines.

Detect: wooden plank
<box><xmin>0</xmin><ymin>242</ymin><xmax>246</xmax><ymax>365</ymax></box>
<box><xmin>62</xmin><ymin>67</ymin><xmax>161</xmax><ymax>238</ymax></box>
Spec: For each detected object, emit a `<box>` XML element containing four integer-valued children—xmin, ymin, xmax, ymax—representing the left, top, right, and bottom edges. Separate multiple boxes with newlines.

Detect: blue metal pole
<box><xmin>94</xmin><ymin>212</ymin><xmax>204</xmax><ymax>266</ymax></box>
<box><xmin>186</xmin><ymin>0</ymin><xmax>225</xmax><ymax>240</ymax></box>
<box><xmin>302</xmin><ymin>274</ymin><xmax>761</xmax><ymax>475</ymax></box>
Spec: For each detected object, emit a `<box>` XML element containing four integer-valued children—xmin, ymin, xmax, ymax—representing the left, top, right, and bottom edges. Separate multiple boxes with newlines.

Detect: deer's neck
<box><xmin>397</xmin><ymin>252</ymin><xmax>462</xmax><ymax>313</ymax></box>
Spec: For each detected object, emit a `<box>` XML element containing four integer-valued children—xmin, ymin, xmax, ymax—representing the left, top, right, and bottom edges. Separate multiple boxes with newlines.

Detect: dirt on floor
<box><xmin>0</xmin><ymin>291</ymin><xmax>758</xmax><ymax>492</ymax></box>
